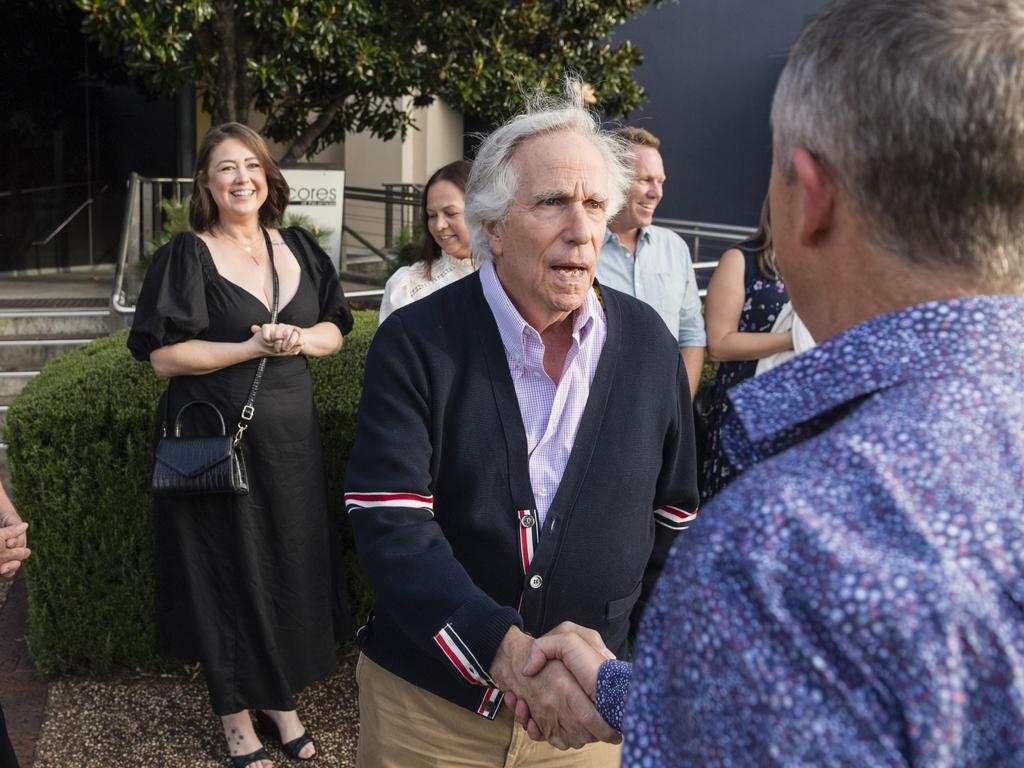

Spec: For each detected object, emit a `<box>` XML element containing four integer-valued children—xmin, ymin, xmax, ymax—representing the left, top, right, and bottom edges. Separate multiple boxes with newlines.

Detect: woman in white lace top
<box><xmin>379</xmin><ymin>160</ymin><xmax>476</xmax><ymax>324</ymax></box>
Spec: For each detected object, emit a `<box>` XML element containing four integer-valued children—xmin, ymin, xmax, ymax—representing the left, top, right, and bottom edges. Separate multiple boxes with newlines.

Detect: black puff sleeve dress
<box><xmin>128</xmin><ymin>227</ymin><xmax>353</xmax><ymax>715</ymax></box>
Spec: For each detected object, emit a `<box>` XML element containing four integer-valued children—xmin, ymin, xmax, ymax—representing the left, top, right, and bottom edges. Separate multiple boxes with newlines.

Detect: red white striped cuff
<box><xmin>477</xmin><ymin>686</ymin><xmax>504</xmax><ymax>720</ymax></box>
<box><xmin>345</xmin><ymin>491</ymin><xmax>434</xmax><ymax>516</ymax></box>
<box><xmin>433</xmin><ymin>623</ymin><xmax>497</xmax><ymax>689</ymax></box>
<box><xmin>654</xmin><ymin>504</ymin><xmax>698</xmax><ymax>530</ymax></box>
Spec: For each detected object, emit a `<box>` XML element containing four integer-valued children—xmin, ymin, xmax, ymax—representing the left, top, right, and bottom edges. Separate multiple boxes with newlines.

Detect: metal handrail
<box><xmin>346</xmin><ymin>185</ymin><xmax>421</xmax><ymax>205</ymax></box>
<box><xmin>652</xmin><ymin>217</ymin><xmax>755</xmax><ymax>267</ymax></box>
<box><xmin>111</xmin><ymin>173</ymin><xmax>143</xmax><ymax>314</ymax></box>
<box><xmin>31</xmin><ymin>199</ymin><xmax>94</xmax><ymax>247</ymax></box>
<box><xmin>0</xmin><ymin>181</ymin><xmax>89</xmax><ymax>200</ymax></box>
<box><xmin>28</xmin><ymin>187</ymin><xmax>110</xmax><ymax>271</ymax></box>
<box><xmin>342</xmin><ymin>224</ymin><xmax>390</xmax><ymax>261</ymax></box>
<box><xmin>109</xmin><ymin>173</ymin><xmax>754</xmax><ymax>312</ymax></box>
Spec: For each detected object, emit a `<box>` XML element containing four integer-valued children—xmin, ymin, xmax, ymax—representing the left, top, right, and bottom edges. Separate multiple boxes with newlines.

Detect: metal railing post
<box><xmin>384</xmin><ymin>186</ymin><xmax>394</xmax><ymax>249</ymax></box>
<box><xmin>111</xmin><ymin>172</ymin><xmax>141</xmax><ymax>313</ymax></box>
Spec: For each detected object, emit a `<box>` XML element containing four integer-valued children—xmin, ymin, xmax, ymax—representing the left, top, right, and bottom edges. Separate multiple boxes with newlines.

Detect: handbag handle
<box><xmin>173</xmin><ymin>400</ymin><xmax>228</xmax><ymax>437</ymax></box>
<box><xmin>161</xmin><ymin>227</ymin><xmax>280</xmax><ymax>443</ymax></box>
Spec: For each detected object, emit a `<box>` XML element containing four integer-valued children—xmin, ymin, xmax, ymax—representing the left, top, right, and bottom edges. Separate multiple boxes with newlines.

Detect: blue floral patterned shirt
<box><xmin>597</xmin><ymin>295</ymin><xmax>1024</xmax><ymax>766</ymax></box>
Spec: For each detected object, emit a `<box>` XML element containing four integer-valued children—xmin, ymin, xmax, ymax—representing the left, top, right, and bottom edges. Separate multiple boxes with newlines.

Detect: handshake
<box><xmin>489</xmin><ymin>622</ymin><xmax>620</xmax><ymax>751</ymax></box>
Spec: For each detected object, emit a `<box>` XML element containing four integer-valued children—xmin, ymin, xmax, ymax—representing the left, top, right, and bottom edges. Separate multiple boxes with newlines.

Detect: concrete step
<box><xmin>0</xmin><ymin>372</ymin><xmax>38</xmax><ymax>406</ymax></box>
<box><xmin>0</xmin><ymin>444</ymin><xmax>8</xmax><ymax>490</ymax></box>
<box><xmin>0</xmin><ymin>309</ymin><xmax>116</xmax><ymax>340</ymax></box>
<box><xmin>0</xmin><ymin>407</ymin><xmax>6</xmax><ymax>438</ymax></box>
<box><xmin>0</xmin><ymin>339</ymin><xmax>91</xmax><ymax>372</ymax></box>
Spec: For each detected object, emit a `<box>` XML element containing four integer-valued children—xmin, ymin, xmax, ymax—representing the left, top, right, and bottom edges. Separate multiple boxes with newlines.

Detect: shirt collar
<box><xmin>727</xmin><ymin>295</ymin><xmax>1024</xmax><ymax>452</ymax></box>
<box><xmin>479</xmin><ymin>261</ymin><xmax>600</xmax><ymax>360</ymax></box>
<box><xmin>604</xmin><ymin>227</ymin><xmax>652</xmax><ymax>248</ymax></box>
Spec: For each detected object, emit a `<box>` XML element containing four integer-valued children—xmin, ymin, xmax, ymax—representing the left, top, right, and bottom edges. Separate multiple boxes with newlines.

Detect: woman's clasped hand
<box><xmin>249</xmin><ymin>322</ymin><xmax>304</xmax><ymax>355</ymax></box>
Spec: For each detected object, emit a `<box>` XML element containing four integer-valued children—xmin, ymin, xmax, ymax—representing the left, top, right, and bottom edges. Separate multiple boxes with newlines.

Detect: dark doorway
<box><xmin>0</xmin><ymin>1</ymin><xmax>177</xmax><ymax>273</ymax></box>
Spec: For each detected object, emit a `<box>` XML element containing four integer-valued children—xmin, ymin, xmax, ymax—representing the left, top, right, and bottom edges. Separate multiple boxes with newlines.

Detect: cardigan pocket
<box><xmin>605</xmin><ymin>580</ymin><xmax>643</xmax><ymax>621</ymax></box>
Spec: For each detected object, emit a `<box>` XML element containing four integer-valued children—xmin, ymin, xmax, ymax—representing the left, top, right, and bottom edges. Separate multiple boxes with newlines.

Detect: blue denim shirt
<box><xmin>597</xmin><ymin>295</ymin><xmax>1024</xmax><ymax>766</ymax></box>
<box><xmin>597</xmin><ymin>226</ymin><xmax>706</xmax><ymax>348</ymax></box>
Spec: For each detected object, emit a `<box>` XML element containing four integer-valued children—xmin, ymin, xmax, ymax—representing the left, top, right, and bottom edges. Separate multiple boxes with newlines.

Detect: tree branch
<box><xmin>280</xmin><ymin>99</ymin><xmax>346</xmax><ymax>162</ymax></box>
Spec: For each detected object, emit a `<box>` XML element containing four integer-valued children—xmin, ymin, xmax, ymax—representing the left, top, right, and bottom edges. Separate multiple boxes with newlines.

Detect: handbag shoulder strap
<box><xmin>233</xmin><ymin>226</ymin><xmax>280</xmax><ymax>445</ymax></box>
<box><xmin>161</xmin><ymin>228</ymin><xmax>280</xmax><ymax>443</ymax></box>
<box><xmin>161</xmin><ymin>228</ymin><xmax>279</xmax><ymax>443</ymax></box>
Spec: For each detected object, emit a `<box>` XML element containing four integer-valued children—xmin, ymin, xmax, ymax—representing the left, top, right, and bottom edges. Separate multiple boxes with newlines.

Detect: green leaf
<box><xmin>72</xmin><ymin>0</ymin><xmax>664</xmax><ymax>159</ymax></box>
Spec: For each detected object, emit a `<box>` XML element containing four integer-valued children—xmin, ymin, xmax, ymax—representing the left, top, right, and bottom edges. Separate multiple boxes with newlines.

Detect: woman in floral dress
<box><xmin>699</xmin><ymin>198</ymin><xmax>790</xmax><ymax>501</ymax></box>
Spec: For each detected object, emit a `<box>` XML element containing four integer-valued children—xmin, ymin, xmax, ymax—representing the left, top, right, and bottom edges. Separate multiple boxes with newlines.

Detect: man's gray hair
<box><xmin>771</xmin><ymin>0</ymin><xmax>1024</xmax><ymax>289</ymax></box>
<box><xmin>465</xmin><ymin>80</ymin><xmax>632</xmax><ymax>262</ymax></box>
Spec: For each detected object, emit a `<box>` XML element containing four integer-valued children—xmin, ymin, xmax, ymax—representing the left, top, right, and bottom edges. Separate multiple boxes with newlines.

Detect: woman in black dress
<box><xmin>128</xmin><ymin>123</ymin><xmax>352</xmax><ymax>767</ymax></box>
<box><xmin>699</xmin><ymin>197</ymin><xmax>790</xmax><ymax>502</ymax></box>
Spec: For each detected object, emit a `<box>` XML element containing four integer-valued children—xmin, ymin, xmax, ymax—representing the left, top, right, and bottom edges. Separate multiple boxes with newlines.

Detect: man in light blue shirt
<box><xmin>597</xmin><ymin>128</ymin><xmax>705</xmax><ymax>398</ymax></box>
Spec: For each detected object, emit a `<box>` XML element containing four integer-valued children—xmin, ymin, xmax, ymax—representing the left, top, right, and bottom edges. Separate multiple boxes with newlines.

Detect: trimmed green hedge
<box><xmin>5</xmin><ymin>310</ymin><xmax>378</xmax><ymax>677</ymax></box>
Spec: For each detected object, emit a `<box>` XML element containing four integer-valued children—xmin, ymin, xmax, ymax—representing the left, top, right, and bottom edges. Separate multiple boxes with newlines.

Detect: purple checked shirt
<box><xmin>479</xmin><ymin>261</ymin><xmax>606</xmax><ymax>527</ymax></box>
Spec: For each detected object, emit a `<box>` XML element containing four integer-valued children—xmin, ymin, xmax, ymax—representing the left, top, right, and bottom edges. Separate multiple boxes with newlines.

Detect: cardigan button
<box><xmin>529</xmin><ymin>575</ymin><xmax>543</xmax><ymax>589</ymax></box>
<box><xmin>520</xmin><ymin>514</ymin><xmax>535</xmax><ymax>528</ymax></box>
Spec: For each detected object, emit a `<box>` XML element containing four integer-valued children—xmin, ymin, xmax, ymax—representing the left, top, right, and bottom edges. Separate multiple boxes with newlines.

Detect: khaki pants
<box><xmin>356</xmin><ymin>653</ymin><xmax>622</xmax><ymax>768</ymax></box>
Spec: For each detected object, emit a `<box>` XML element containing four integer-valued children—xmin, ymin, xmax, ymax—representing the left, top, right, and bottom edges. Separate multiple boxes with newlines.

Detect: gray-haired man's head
<box><xmin>464</xmin><ymin>83</ymin><xmax>631</xmax><ymax>264</ymax></box>
<box><xmin>771</xmin><ymin>0</ymin><xmax>1024</xmax><ymax>290</ymax></box>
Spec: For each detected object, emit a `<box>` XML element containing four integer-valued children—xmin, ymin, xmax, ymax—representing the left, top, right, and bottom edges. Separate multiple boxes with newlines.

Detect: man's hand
<box><xmin>523</xmin><ymin>622</ymin><xmax>613</xmax><ymax>694</ymax></box>
<box><xmin>490</xmin><ymin>626</ymin><xmax>620</xmax><ymax>750</ymax></box>
<box><xmin>0</xmin><ymin>516</ymin><xmax>29</xmax><ymax>580</ymax></box>
<box><xmin>508</xmin><ymin>622</ymin><xmax>616</xmax><ymax>740</ymax></box>
<box><xmin>0</xmin><ymin>481</ymin><xmax>29</xmax><ymax>579</ymax></box>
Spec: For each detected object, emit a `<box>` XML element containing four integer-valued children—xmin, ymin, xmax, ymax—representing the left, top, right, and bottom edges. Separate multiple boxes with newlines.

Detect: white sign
<box><xmin>282</xmin><ymin>167</ymin><xmax>345</xmax><ymax>269</ymax></box>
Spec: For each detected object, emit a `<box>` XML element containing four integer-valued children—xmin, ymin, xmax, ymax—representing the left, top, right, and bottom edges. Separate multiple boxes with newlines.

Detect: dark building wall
<box><xmin>0</xmin><ymin>3</ymin><xmax>178</xmax><ymax>271</ymax></box>
<box><xmin>613</xmin><ymin>0</ymin><xmax>828</xmax><ymax>228</ymax></box>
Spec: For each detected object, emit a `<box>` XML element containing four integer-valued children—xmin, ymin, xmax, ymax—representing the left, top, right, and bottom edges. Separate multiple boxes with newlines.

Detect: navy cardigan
<box><xmin>345</xmin><ymin>272</ymin><xmax>698</xmax><ymax>718</ymax></box>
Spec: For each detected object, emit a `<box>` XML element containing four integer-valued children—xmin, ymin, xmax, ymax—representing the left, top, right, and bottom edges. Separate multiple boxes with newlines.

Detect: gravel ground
<box><xmin>32</xmin><ymin>652</ymin><xmax>360</xmax><ymax>767</ymax></box>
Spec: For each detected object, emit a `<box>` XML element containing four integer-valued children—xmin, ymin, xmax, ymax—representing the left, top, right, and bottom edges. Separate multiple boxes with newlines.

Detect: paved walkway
<box><xmin>0</xmin><ymin>574</ymin><xmax>47</xmax><ymax>766</ymax></box>
<box><xmin>0</xmin><ymin>569</ymin><xmax>362</xmax><ymax>767</ymax></box>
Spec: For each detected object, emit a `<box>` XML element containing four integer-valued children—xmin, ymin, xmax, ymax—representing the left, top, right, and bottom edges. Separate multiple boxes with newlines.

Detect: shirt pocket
<box><xmin>605</xmin><ymin>579</ymin><xmax>643</xmax><ymax>621</ymax></box>
<box><xmin>649</xmin><ymin>270</ymin><xmax>683</xmax><ymax>311</ymax></box>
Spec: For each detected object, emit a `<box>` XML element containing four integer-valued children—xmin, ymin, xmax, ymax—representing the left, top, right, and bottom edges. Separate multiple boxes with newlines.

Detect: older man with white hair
<box><xmin>515</xmin><ymin>0</ymin><xmax>1024</xmax><ymax>764</ymax></box>
<box><xmin>344</xmin><ymin>87</ymin><xmax>699</xmax><ymax>767</ymax></box>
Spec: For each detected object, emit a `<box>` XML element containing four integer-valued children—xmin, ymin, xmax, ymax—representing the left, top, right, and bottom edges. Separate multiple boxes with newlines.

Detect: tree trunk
<box><xmin>209</xmin><ymin>0</ymin><xmax>249</xmax><ymax>125</ymax></box>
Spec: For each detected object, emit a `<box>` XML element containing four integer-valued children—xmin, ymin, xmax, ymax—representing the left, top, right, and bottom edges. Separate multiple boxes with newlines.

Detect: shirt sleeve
<box><xmin>633</xmin><ymin>350</ymin><xmax>701</xmax><ymax>633</ymax></box>
<box><xmin>596</xmin><ymin>659</ymin><xmax>633</xmax><ymax>732</ymax></box>
<box><xmin>675</xmin><ymin>238</ymin><xmax>706</xmax><ymax>348</ymax></box>
<box><xmin>127</xmin><ymin>234</ymin><xmax>209</xmax><ymax>361</ymax></box>
<box><xmin>345</xmin><ymin>314</ymin><xmax>522</xmax><ymax>686</ymax></box>
<box><xmin>290</xmin><ymin>227</ymin><xmax>353</xmax><ymax>335</ymax></box>
<box><xmin>378</xmin><ymin>266</ymin><xmax>409</xmax><ymax>326</ymax></box>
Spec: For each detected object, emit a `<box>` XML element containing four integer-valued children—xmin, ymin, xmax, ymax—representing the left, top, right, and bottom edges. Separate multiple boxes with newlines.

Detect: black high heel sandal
<box><xmin>254</xmin><ymin>711</ymin><xmax>317</xmax><ymax>762</ymax></box>
<box><xmin>230</xmin><ymin>746</ymin><xmax>273</xmax><ymax>767</ymax></box>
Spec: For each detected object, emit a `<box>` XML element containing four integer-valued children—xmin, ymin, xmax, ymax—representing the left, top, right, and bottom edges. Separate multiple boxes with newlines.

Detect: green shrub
<box><xmin>5</xmin><ymin>311</ymin><xmax>378</xmax><ymax>676</ymax></box>
<box><xmin>282</xmin><ymin>212</ymin><xmax>334</xmax><ymax>247</ymax></box>
<box><xmin>144</xmin><ymin>196</ymin><xmax>192</xmax><ymax>259</ymax></box>
<box><xmin>386</xmin><ymin>219</ymin><xmax>425</xmax><ymax>278</ymax></box>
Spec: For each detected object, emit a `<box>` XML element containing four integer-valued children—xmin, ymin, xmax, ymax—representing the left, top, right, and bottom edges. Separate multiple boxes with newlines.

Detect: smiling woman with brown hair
<box><xmin>378</xmin><ymin>160</ymin><xmax>475</xmax><ymax>324</ymax></box>
<box><xmin>128</xmin><ymin>122</ymin><xmax>353</xmax><ymax>767</ymax></box>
